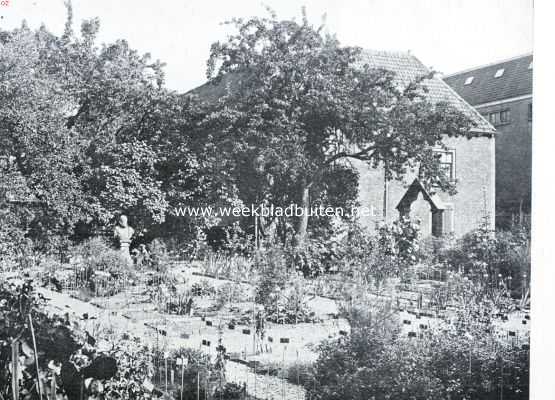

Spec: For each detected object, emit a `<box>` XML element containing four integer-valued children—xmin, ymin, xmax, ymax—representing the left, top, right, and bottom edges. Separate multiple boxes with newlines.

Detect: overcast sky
<box><xmin>1</xmin><ymin>0</ymin><xmax>533</xmax><ymax>92</ymax></box>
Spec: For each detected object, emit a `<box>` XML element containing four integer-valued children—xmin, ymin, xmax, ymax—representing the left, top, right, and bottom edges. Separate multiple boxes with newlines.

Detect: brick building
<box><xmin>192</xmin><ymin>50</ymin><xmax>497</xmax><ymax>238</ymax></box>
<box><xmin>443</xmin><ymin>54</ymin><xmax>532</xmax><ymax>229</ymax></box>
<box><xmin>352</xmin><ymin>50</ymin><xmax>495</xmax><ymax>237</ymax></box>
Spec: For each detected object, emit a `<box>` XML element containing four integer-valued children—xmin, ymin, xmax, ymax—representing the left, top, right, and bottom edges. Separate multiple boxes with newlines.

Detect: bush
<box><xmin>72</xmin><ymin>237</ymin><xmax>128</xmax><ymax>273</ymax></box>
<box><xmin>71</xmin><ymin>237</ymin><xmax>132</xmax><ymax>296</ymax></box>
<box><xmin>438</xmin><ymin>224</ymin><xmax>531</xmax><ymax>297</ymax></box>
<box><xmin>213</xmin><ymin>382</ymin><xmax>246</xmax><ymax>399</ymax></box>
<box><xmin>254</xmin><ymin>248</ymin><xmax>289</xmax><ymax>305</ymax></box>
<box><xmin>0</xmin><ymin>281</ymin><xmax>164</xmax><ymax>400</ymax></box>
<box><xmin>264</xmin><ymin>273</ymin><xmax>317</xmax><ymax>324</ymax></box>
<box><xmin>214</xmin><ymin>282</ymin><xmax>249</xmax><ymax>310</ymax></box>
<box><xmin>331</xmin><ymin>218</ymin><xmax>422</xmax><ymax>293</ymax></box>
<box><xmin>286</xmin><ymin>236</ymin><xmax>341</xmax><ymax>277</ymax></box>
<box><xmin>308</xmin><ymin>299</ymin><xmax>529</xmax><ymax>400</ymax></box>
<box><xmin>191</xmin><ymin>280</ymin><xmax>216</xmax><ymax>297</ymax></box>
<box><xmin>149</xmin><ymin>238</ymin><xmax>170</xmax><ymax>272</ymax></box>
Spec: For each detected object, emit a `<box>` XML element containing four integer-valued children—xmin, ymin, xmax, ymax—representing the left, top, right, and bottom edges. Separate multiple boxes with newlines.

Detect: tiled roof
<box><xmin>442</xmin><ymin>54</ymin><xmax>532</xmax><ymax>106</ymax></box>
<box><xmin>357</xmin><ymin>49</ymin><xmax>494</xmax><ymax>134</ymax></box>
<box><xmin>190</xmin><ymin>49</ymin><xmax>495</xmax><ymax>134</ymax></box>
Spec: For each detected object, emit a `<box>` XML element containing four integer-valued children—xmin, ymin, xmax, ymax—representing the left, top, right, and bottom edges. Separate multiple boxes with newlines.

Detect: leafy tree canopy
<box><xmin>203</xmin><ymin>9</ymin><xmax>476</xmax><ymax>245</ymax></box>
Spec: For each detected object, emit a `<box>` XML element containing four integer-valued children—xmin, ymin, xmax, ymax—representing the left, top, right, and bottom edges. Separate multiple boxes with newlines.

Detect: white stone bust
<box><xmin>114</xmin><ymin>215</ymin><xmax>134</xmax><ymax>265</ymax></box>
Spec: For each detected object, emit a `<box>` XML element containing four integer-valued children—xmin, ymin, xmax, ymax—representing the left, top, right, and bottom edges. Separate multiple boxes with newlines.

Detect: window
<box><xmin>488</xmin><ymin>109</ymin><xmax>511</xmax><ymax>126</ymax></box>
<box><xmin>528</xmin><ymin>61</ymin><xmax>533</xmax><ymax>70</ymax></box>
<box><xmin>464</xmin><ymin>76</ymin><xmax>474</xmax><ymax>85</ymax></box>
<box><xmin>494</xmin><ymin>68</ymin><xmax>505</xmax><ymax>78</ymax></box>
<box><xmin>431</xmin><ymin>210</ymin><xmax>444</xmax><ymax>237</ymax></box>
<box><xmin>489</xmin><ymin>112</ymin><xmax>499</xmax><ymax>125</ymax></box>
<box><xmin>432</xmin><ymin>205</ymin><xmax>455</xmax><ymax>237</ymax></box>
<box><xmin>500</xmin><ymin>109</ymin><xmax>511</xmax><ymax>124</ymax></box>
<box><xmin>528</xmin><ymin>103</ymin><xmax>533</xmax><ymax>121</ymax></box>
<box><xmin>435</xmin><ymin>149</ymin><xmax>456</xmax><ymax>181</ymax></box>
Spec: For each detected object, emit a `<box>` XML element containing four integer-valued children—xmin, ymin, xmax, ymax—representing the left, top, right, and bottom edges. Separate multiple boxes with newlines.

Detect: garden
<box><xmin>0</xmin><ymin>214</ymin><xmax>530</xmax><ymax>400</ymax></box>
<box><xmin>0</xmin><ymin>5</ymin><xmax>530</xmax><ymax>400</ymax></box>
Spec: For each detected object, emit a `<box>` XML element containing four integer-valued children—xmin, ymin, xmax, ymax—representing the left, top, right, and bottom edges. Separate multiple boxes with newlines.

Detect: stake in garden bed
<box><xmin>28</xmin><ymin>315</ymin><xmax>43</xmax><ymax>400</ymax></box>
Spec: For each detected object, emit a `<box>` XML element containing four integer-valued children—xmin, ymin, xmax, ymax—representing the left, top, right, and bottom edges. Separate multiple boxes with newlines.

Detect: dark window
<box><xmin>500</xmin><ymin>109</ymin><xmax>511</xmax><ymax>124</ymax></box>
<box><xmin>488</xmin><ymin>109</ymin><xmax>511</xmax><ymax>126</ymax></box>
<box><xmin>431</xmin><ymin>210</ymin><xmax>444</xmax><ymax>237</ymax></box>
<box><xmin>528</xmin><ymin>103</ymin><xmax>533</xmax><ymax>121</ymax></box>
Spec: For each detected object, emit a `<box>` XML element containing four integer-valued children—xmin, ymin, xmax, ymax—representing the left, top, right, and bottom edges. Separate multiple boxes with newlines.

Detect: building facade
<box><xmin>443</xmin><ymin>54</ymin><xmax>532</xmax><ymax>229</ymax></box>
<box><xmin>353</xmin><ymin>50</ymin><xmax>495</xmax><ymax>238</ymax></box>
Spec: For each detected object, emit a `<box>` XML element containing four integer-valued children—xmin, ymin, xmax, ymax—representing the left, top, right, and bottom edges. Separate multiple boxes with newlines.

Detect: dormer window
<box><xmin>464</xmin><ymin>76</ymin><xmax>474</xmax><ymax>85</ymax></box>
<box><xmin>494</xmin><ymin>68</ymin><xmax>505</xmax><ymax>78</ymax></box>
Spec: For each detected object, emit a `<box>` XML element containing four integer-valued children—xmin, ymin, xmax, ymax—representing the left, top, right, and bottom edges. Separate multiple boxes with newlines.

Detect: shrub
<box><xmin>214</xmin><ymin>282</ymin><xmax>248</xmax><ymax>310</ymax></box>
<box><xmin>191</xmin><ymin>280</ymin><xmax>216</xmax><ymax>297</ymax></box>
<box><xmin>332</xmin><ymin>218</ymin><xmax>422</xmax><ymax>293</ymax></box>
<box><xmin>70</xmin><ymin>237</ymin><xmax>132</xmax><ymax>296</ymax></box>
<box><xmin>254</xmin><ymin>248</ymin><xmax>289</xmax><ymax>305</ymax></box>
<box><xmin>264</xmin><ymin>273</ymin><xmax>317</xmax><ymax>324</ymax></box>
<box><xmin>213</xmin><ymin>382</ymin><xmax>246</xmax><ymax>399</ymax></box>
<box><xmin>0</xmin><ymin>281</ymin><xmax>163</xmax><ymax>400</ymax></box>
<box><xmin>149</xmin><ymin>238</ymin><xmax>170</xmax><ymax>272</ymax></box>
<box><xmin>438</xmin><ymin>224</ymin><xmax>531</xmax><ymax>297</ymax></box>
<box><xmin>308</xmin><ymin>299</ymin><xmax>529</xmax><ymax>400</ymax></box>
<box><xmin>286</xmin><ymin>236</ymin><xmax>341</xmax><ymax>277</ymax></box>
<box><xmin>72</xmin><ymin>237</ymin><xmax>129</xmax><ymax>273</ymax></box>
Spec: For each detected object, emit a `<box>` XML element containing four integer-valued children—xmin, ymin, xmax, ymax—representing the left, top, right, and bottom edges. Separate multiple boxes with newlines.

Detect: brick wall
<box><xmin>475</xmin><ymin>98</ymin><xmax>532</xmax><ymax>220</ymax></box>
<box><xmin>352</xmin><ymin>135</ymin><xmax>495</xmax><ymax>237</ymax></box>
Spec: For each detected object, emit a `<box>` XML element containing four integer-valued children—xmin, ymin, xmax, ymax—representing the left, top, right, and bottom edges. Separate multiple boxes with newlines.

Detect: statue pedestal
<box><xmin>119</xmin><ymin>242</ymin><xmax>133</xmax><ymax>266</ymax></box>
<box><xmin>114</xmin><ymin>222</ymin><xmax>134</xmax><ymax>267</ymax></box>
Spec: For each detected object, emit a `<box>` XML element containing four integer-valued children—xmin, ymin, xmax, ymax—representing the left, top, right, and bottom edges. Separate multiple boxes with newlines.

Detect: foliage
<box><xmin>253</xmin><ymin>248</ymin><xmax>289</xmax><ymax>305</ymax></box>
<box><xmin>307</xmin><ymin>299</ymin><xmax>529</xmax><ymax>400</ymax></box>
<box><xmin>191</xmin><ymin>280</ymin><xmax>216</xmax><ymax>297</ymax></box>
<box><xmin>437</xmin><ymin>223</ymin><xmax>530</xmax><ymax>297</ymax></box>
<box><xmin>148</xmin><ymin>238</ymin><xmax>170</xmax><ymax>272</ymax></box>
<box><xmin>376</xmin><ymin>216</ymin><xmax>422</xmax><ymax>269</ymax></box>
<box><xmin>214</xmin><ymin>282</ymin><xmax>249</xmax><ymax>310</ymax></box>
<box><xmin>264</xmin><ymin>273</ymin><xmax>317</xmax><ymax>324</ymax></box>
<box><xmin>72</xmin><ymin>237</ymin><xmax>126</xmax><ymax>272</ymax></box>
<box><xmin>221</xmin><ymin>222</ymin><xmax>255</xmax><ymax>256</ymax></box>
<box><xmin>69</xmin><ymin>237</ymin><xmax>132</xmax><ymax>296</ymax></box>
<box><xmin>253</xmin><ymin>248</ymin><xmax>318</xmax><ymax>322</ymax></box>
<box><xmin>286</xmin><ymin>236</ymin><xmax>341</xmax><ymax>277</ymax></box>
<box><xmin>332</xmin><ymin>218</ymin><xmax>421</xmax><ymax>292</ymax></box>
<box><xmin>0</xmin><ymin>280</ymin><xmax>161</xmax><ymax>400</ymax></box>
<box><xmin>213</xmin><ymin>382</ymin><xmax>246</xmax><ymax>399</ymax></box>
<box><xmin>203</xmin><ymin>9</ymin><xmax>475</xmax><ymax>244</ymax></box>
<box><xmin>199</xmin><ymin>251</ymin><xmax>254</xmax><ymax>283</ymax></box>
<box><xmin>254</xmin><ymin>360</ymin><xmax>314</xmax><ymax>386</ymax></box>
<box><xmin>0</xmin><ymin>7</ymin><xmax>227</xmax><ymax>251</ymax></box>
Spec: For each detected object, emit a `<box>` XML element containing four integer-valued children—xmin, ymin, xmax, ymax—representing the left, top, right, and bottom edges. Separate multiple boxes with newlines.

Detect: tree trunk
<box><xmin>294</xmin><ymin>183</ymin><xmax>310</xmax><ymax>247</ymax></box>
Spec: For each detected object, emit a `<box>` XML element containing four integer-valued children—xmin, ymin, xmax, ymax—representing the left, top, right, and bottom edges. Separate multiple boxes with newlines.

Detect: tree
<box><xmin>203</xmin><ymin>9</ymin><xmax>475</xmax><ymax>246</ymax></box>
<box><xmin>0</xmin><ymin>5</ymin><xmax>219</xmax><ymax>252</ymax></box>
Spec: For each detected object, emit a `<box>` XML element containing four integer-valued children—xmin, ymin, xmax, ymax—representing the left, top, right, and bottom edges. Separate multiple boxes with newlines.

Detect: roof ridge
<box><xmin>360</xmin><ymin>48</ymin><xmax>414</xmax><ymax>58</ymax></box>
<box><xmin>442</xmin><ymin>52</ymin><xmax>533</xmax><ymax>78</ymax></box>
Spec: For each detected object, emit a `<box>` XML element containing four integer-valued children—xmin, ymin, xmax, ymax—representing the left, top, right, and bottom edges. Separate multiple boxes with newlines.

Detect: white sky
<box><xmin>0</xmin><ymin>0</ymin><xmax>533</xmax><ymax>92</ymax></box>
